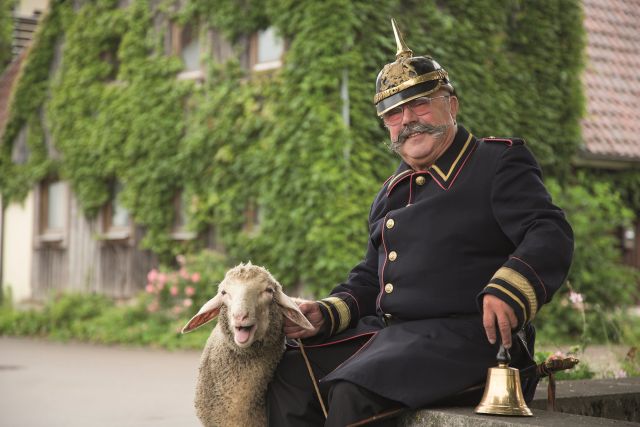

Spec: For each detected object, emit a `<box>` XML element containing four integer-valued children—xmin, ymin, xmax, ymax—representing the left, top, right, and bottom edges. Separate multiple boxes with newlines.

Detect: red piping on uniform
<box><xmin>376</xmin><ymin>219</ymin><xmax>389</xmax><ymax>311</ymax></box>
<box><xmin>510</xmin><ymin>255</ymin><xmax>549</xmax><ymax>302</ymax></box>
<box><xmin>322</xmin><ymin>331</ymin><xmax>379</xmax><ymax>376</ymax></box>
<box><xmin>447</xmin><ymin>142</ymin><xmax>478</xmax><ymax>188</ymax></box>
<box><xmin>484</xmin><ymin>138</ymin><xmax>514</xmax><ymax>146</ymax></box>
<box><xmin>408</xmin><ymin>173</ymin><xmax>414</xmax><ymax>205</ymax></box>
<box><xmin>427</xmin><ymin>170</ymin><xmax>447</xmax><ymax>190</ymax></box>
<box><xmin>292</xmin><ymin>331</ymin><xmax>377</xmax><ymax>349</ymax></box>
<box><xmin>386</xmin><ymin>170</ymin><xmax>413</xmax><ymax>195</ymax></box>
<box><xmin>383</xmin><ymin>174</ymin><xmax>394</xmax><ymax>186</ymax></box>
<box><xmin>427</xmin><ymin>141</ymin><xmax>478</xmax><ymax>190</ymax></box>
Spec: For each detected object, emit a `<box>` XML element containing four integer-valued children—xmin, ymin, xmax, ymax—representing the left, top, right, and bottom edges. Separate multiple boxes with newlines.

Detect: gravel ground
<box><xmin>0</xmin><ymin>336</ymin><xmax>633</xmax><ymax>427</ymax></box>
<box><xmin>0</xmin><ymin>337</ymin><xmax>202</xmax><ymax>427</ymax></box>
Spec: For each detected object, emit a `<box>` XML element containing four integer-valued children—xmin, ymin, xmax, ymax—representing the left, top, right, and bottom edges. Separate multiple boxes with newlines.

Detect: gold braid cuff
<box><xmin>317</xmin><ymin>300</ymin><xmax>335</xmax><ymax>334</ymax></box>
<box><xmin>321</xmin><ymin>296</ymin><xmax>351</xmax><ymax>334</ymax></box>
<box><xmin>491</xmin><ymin>267</ymin><xmax>538</xmax><ymax>320</ymax></box>
<box><xmin>486</xmin><ymin>284</ymin><xmax>528</xmax><ymax>323</ymax></box>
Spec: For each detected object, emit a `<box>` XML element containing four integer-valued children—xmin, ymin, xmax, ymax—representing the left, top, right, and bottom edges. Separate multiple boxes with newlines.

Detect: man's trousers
<box><xmin>267</xmin><ymin>336</ymin><xmax>404</xmax><ymax>426</ymax></box>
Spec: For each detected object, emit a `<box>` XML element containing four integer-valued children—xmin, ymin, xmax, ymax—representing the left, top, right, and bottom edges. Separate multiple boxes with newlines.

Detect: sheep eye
<box><xmin>220</xmin><ymin>290</ymin><xmax>227</xmax><ymax>295</ymax></box>
<box><xmin>265</xmin><ymin>287</ymin><xmax>274</xmax><ymax>294</ymax></box>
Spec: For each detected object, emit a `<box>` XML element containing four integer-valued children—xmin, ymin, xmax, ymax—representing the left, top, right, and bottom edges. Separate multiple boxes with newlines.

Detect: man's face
<box><xmin>384</xmin><ymin>90</ymin><xmax>459</xmax><ymax>170</ymax></box>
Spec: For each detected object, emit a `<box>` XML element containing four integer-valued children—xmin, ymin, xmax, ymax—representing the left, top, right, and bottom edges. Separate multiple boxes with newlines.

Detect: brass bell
<box><xmin>475</xmin><ymin>345</ymin><xmax>533</xmax><ymax>416</ymax></box>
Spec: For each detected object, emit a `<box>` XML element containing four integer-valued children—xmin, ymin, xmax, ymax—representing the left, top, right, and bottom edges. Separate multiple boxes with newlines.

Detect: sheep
<box><xmin>181</xmin><ymin>262</ymin><xmax>313</xmax><ymax>427</ymax></box>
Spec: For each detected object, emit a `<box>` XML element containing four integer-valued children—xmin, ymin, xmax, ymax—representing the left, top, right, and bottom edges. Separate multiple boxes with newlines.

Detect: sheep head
<box><xmin>181</xmin><ymin>262</ymin><xmax>313</xmax><ymax>349</ymax></box>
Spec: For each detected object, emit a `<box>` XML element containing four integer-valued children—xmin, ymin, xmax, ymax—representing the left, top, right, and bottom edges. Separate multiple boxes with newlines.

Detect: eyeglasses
<box><xmin>381</xmin><ymin>95</ymin><xmax>450</xmax><ymax>125</ymax></box>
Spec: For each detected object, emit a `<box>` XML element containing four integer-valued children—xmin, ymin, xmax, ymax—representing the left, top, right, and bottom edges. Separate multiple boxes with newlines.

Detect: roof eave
<box><xmin>573</xmin><ymin>150</ymin><xmax>640</xmax><ymax>170</ymax></box>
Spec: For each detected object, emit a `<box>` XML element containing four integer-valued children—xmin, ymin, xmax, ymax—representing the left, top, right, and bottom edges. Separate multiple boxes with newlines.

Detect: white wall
<box><xmin>2</xmin><ymin>191</ymin><xmax>34</xmax><ymax>302</ymax></box>
<box><xmin>16</xmin><ymin>0</ymin><xmax>49</xmax><ymax>16</ymax></box>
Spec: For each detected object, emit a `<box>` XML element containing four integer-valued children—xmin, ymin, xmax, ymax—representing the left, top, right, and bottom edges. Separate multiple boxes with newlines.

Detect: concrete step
<box><xmin>400</xmin><ymin>407</ymin><xmax>639</xmax><ymax>426</ymax></box>
<box><xmin>398</xmin><ymin>378</ymin><xmax>640</xmax><ymax>426</ymax></box>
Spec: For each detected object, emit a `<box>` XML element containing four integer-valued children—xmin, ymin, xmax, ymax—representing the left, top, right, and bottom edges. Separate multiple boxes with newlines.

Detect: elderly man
<box><xmin>267</xmin><ymin>20</ymin><xmax>573</xmax><ymax>427</ymax></box>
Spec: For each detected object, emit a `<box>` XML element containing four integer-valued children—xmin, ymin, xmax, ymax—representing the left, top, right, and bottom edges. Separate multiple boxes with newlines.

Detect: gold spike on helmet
<box><xmin>374</xmin><ymin>18</ymin><xmax>454</xmax><ymax>116</ymax></box>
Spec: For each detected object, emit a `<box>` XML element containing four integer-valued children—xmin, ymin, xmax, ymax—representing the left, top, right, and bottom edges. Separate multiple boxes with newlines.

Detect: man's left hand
<box><xmin>482</xmin><ymin>294</ymin><xmax>517</xmax><ymax>349</ymax></box>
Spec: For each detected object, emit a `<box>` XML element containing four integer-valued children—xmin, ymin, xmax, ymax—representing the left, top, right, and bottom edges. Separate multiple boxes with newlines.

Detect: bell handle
<box><xmin>497</xmin><ymin>341</ymin><xmax>511</xmax><ymax>365</ymax></box>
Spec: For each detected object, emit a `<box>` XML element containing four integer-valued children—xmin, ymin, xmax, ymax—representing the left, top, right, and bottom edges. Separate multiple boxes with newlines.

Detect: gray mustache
<box><xmin>389</xmin><ymin>123</ymin><xmax>448</xmax><ymax>151</ymax></box>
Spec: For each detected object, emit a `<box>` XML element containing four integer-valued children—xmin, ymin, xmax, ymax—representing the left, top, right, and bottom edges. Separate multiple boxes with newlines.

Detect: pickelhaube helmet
<box><xmin>374</xmin><ymin>18</ymin><xmax>454</xmax><ymax>116</ymax></box>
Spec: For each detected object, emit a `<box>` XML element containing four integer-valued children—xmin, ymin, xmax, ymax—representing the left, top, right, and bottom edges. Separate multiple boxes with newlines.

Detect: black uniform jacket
<box><xmin>301</xmin><ymin>125</ymin><xmax>574</xmax><ymax>408</ymax></box>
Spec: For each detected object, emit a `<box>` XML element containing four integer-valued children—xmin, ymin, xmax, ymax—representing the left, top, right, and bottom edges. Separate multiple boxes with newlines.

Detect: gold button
<box><xmin>416</xmin><ymin>176</ymin><xmax>426</xmax><ymax>186</ymax></box>
<box><xmin>388</xmin><ymin>251</ymin><xmax>397</xmax><ymax>261</ymax></box>
<box><xmin>385</xmin><ymin>283</ymin><xmax>394</xmax><ymax>293</ymax></box>
<box><xmin>386</xmin><ymin>218</ymin><xmax>395</xmax><ymax>229</ymax></box>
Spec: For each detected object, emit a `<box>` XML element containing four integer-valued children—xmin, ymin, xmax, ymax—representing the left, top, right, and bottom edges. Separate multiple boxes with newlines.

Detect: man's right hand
<box><xmin>284</xmin><ymin>300</ymin><xmax>325</xmax><ymax>339</ymax></box>
<box><xmin>482</xmin><ymin>294</ymin><xmax>517</xmax><ymax>349</ymax></box>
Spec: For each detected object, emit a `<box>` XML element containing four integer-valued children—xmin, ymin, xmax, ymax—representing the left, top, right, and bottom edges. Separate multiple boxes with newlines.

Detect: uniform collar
<box><xmin>385</xmin><ymin>125</ymin><xmax>477</xmax><ymax>194</ymax></box>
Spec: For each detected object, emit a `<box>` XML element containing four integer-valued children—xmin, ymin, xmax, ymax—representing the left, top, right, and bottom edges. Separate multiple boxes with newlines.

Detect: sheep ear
<box><xmin>181</xmin><ymin>294</ymin><xmax>223</xmax><ymax>334</ymax></box>
<box><xmin>275</xmin><ymin>291</ymin><xmax>314</xmax><ymax>330</ymax></box>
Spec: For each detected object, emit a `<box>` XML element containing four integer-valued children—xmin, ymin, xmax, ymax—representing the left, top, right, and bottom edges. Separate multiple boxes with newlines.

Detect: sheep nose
<box><xmin>233</xmin><ymin>312</ymin><xmax>249</xmax><ymax>322</ymax></box>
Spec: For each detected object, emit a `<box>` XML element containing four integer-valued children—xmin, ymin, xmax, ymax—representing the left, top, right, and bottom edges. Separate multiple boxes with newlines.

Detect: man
<box><xmin>268</xmin><ymin>19</ymin><xmax>573</xmax><ymax>426</ymax></box>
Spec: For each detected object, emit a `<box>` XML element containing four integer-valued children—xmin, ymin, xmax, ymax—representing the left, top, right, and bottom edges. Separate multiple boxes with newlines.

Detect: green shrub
<box><xmin>536</xmin><ymin>176</ymin><xmax>640</xmax><ymax>344</ymax></box>
<box><xmin>0</xmin><ymin>252</ymin><xmax>229</xmax><ymax>349</ymax></box>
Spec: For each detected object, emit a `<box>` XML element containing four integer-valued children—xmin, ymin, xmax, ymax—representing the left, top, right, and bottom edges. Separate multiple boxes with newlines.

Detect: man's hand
<box><xmin>482</xmin><ymin>294</ymin><xmax>517</xmax><ymax>349</ymax></box>
<box><xmin>284</xmin><ymin>300</ymin><xmax>325</xmax><ymax>339</ymax></box>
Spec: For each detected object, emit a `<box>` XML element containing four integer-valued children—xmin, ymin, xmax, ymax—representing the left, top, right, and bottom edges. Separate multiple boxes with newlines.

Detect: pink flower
<box><xmin>157</xmin><ymin>273</ymin><xmax>167</xmax><ymax>285</ymax></box>
<box><xmin>170</xmin><ymin>286</ymin><xmax>179</xmax><ymax>296</ymax></box>
<box><xmin>147</xmin><ymin>301</ymin><xmax>159</xmax><ymax>313</ymax></box>
<box><xmin>614</xmin><ymin>369</ymin><xmax>628</xmax><ymax>379</ymax></box>
<box><xmin>568</xmin><ymin>291</ymin><xmax>585</xmax><ymax>310</ymax></box>
<box><xmin>145</xmin><ymin>284</ymin><xmax>155</xmax><ymax>294</ymax></box>
<box><xmin>183</xmin><ymin>298</ymin><xmax>193</xmax><ymax>307</ymax></box>
<box><xmin>569</xmin><ymin>291</ymin><xmax>584</xmax><ymax>304</ymax></box>
<box><xmin>147</xmin><ymin>269</ymin><xmax>159</xmax><ymax>283</ymax></box>
<box><xmin>156</xmin><ymin>281</ymin><xmax>165</xmax><ymax>291</ymax></box>
<box><xmin>172</xmin><ymin>305</ymin><xmax>183</xmax><ymax>315</ymax></box>
<box><xmin>185</xmin><ymin>286</ymin><xmax>196</xmax><ymax>297</ymax></box>
<box><xmin>180</xmin><ymin>268</ymin><xmax>190</xmax><ymax>279</ymax></box>
<box><xmin>191</xmin><ymin>272</ymin><xmax>201</xmax><ymax>283</ymax></box>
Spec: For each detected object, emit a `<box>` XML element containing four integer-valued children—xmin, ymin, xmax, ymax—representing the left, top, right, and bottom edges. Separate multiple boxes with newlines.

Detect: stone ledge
<box><xmin>399</xmin><ymin>407</ymin><xmax>639</xmax><ymax>426</ymax></box>
<box><xmin>398</xmin><ymin>378</ymin><xmax>640</xmax><ymax>426</ymax></box>
<box><xmin>530</xmin><ymin>377</ymin><xmax>640</xmax><ymax>422</ymax></box>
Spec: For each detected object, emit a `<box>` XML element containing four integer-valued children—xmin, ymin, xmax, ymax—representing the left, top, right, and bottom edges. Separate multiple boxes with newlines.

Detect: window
<box><xmin>243</xmin><ymin>199</ymin><xmax>264</xmax><ymax>235</ymax></box>
<box><xmin>170</xmin><ymin>22</ymin><xmax>204</xmax><ymax>80</ymax></box>
<box><xmin>622</xmin><ymin>222</ymin><xmax>640</xmax><ymax>269</ymax></box>
<box><xmin>11</xmin><ymin>125</ymin><xmax>29</xmax><ymax>164</ymax></box>
<box><xmin>181</xmin><ymin>26</ymin><xmax>200</xmax><ymax>72</ymax></box>
<box><xmin>37</xmin><ymin>179</ymin><xmax>68</xmax><ymax>243</ymax></box>
<box><xmin>251</xmin><ymin>27</ymin><xmax>284</xmax><ymax>71</ymax></box>
<box><xmin>102</xmin><ymin>181</ymin><xmax>132</xmax><ymax>240</ymax></box>
<box><xmin>171</xmin><ymin>191</ymin><xmax>196</xmax><ymax>240</ymax></box>
<box><xmin>100</xmin><ymin>36</ymin><xmax>121</xmax><ymax>81</ymax></box>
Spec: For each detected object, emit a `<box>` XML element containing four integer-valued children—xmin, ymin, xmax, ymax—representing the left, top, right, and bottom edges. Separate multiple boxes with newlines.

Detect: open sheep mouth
<box><xmin>233</xmin><ymin>324</ymin><xmax>256</xmax><ymax>345</ymax></box>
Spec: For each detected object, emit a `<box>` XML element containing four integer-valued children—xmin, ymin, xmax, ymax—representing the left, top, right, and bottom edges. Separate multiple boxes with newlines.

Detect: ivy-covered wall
<box><xmin>1</xmin><ymin>0</ymin><xmax>589</xmax><ymax>295</ymax></box>
<box><xmin>0</xmin><ymin>0</ymin><xmax>14</xmax><ymax>71</ymax></box>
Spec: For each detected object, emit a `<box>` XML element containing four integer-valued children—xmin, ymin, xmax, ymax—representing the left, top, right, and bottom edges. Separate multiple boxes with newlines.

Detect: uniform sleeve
<box><xmin>477</xmin><ymin>144</ymin><xmax>574</xmax><ymax>329</ymax></box>
<box><xmin>316</xmin><ymin>192</ymin><xmax>385</xmax><ymax>337</ymax></box>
